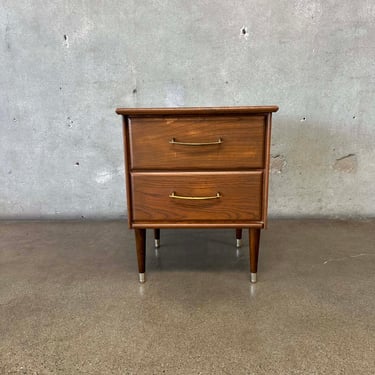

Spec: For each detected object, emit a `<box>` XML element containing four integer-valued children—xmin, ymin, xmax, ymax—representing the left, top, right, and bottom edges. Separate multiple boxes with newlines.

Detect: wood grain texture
<box><xmin>131</xmin><ymin>222</ymin><xmax>264</xmax><ymax>228</ymax></box>
<box><xmin>122</xmin><ymin>117</ymin><xmax>133</xmax><ymax>228</ymax></box>
<box><xmin>129</xmin><ymin>116</ymin><xmax>265</xmax><ymax>170</ymax></box>
<box><xmin>116</xmin><ymin>106</ymin><xmax>279</xmax><ymax>116</ymax></box>
<box><xmin>131</xmin><ymin>171</ymin><xmax>263</xmax><ymax>222</ymax></box>
<box><xmin>262</xmin><ymin>114</ymin><xmax>272</xmax><ymax>228</ymax></box>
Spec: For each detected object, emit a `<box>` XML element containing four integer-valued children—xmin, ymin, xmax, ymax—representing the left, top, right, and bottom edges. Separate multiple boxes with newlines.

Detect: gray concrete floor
<box><xmin>0</xmin><ymin>220</ymin><xmax>374</xmax><ymax>374</ymax></box>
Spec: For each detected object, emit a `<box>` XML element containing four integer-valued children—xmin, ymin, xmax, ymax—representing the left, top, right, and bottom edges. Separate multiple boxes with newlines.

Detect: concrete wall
<box><xmin>1</xmin><ymin>0</ymin><xmax>374</xmax><ymax>219</ymax></box>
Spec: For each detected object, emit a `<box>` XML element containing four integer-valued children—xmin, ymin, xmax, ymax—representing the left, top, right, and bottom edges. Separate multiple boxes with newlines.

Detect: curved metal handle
<box><xmin>169</xmin><ymin>192</ymin><xmax>221</xmax><ymax>200</ymax></box>
<box><xmin>169</xmin><ymin>138</ymin><xmax>222</xmax><ymax>146</ymax></box>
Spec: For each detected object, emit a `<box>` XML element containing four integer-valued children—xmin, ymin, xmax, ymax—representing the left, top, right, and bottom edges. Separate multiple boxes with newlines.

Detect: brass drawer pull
<box><xmin>169</xmin><ymin>138</ymin><xmax>222</xmax><ymax>146</ymax></box>
<box><xmin>169</xmin><ymin>192</ymin><xmax>221</xmax><ymax>200</ymax></box>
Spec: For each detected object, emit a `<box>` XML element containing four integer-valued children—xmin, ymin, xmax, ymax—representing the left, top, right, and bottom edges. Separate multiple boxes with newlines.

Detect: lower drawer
<box><xmin>131</xmin><ymin>171</ymin><xmax>263</xmax><ymax>222</ymax></box>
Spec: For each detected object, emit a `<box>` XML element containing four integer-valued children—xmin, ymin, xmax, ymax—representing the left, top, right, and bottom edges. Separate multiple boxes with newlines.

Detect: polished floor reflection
<box><xmin>0</xmin><ymin>220</ymin><xmax>374</xmax><ymax>374</ymax></box>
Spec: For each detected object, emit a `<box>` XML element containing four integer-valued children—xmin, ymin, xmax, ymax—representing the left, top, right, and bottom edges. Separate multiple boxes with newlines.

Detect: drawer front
<box><xmin>131</xmin><ymin>172</ymin><xmax>263</xmax><ymax>222</ymax></box>
<box><xmin>129</xmin><ymin>116</ymin><xmax>265</xmax><ymax>170</ymax></box>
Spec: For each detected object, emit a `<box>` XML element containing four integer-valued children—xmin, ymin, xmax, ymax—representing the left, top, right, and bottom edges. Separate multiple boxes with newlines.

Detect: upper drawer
<box><xmin>128</xmin><ymin>116</ymin><xmax>265</xmax><ymax>170</ymax></box>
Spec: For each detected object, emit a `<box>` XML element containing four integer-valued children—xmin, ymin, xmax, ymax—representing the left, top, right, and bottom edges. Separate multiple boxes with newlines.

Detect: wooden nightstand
<box><xmin>116</xmin><ymin>106</ymin><xmax>278</xmax><ymax>283</ymax></box>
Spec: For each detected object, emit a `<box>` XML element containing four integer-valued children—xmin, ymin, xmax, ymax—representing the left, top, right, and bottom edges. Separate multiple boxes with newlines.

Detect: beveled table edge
<box><xmin>115</xmin><ymin>106</ymin><xmax>279</xmax><ymax>116</ymax></box>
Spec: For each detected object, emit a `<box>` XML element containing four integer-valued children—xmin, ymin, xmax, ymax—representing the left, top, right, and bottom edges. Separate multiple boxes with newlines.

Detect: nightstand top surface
<box><xmin>116</xmin><ymin>106</ymin><xmax>279</xmax><ymax>116</ymax></box>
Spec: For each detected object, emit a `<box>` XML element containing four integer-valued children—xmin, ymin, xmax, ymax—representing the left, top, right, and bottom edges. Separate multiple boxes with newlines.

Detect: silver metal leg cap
<box><xmin>250</xmin><ymin>273</ymin><xmax>257</xmax><ymax>283</ymax></box>
<box><xmin>139</xmin><ymin>273</ymin><xmax>145</xmax><ymax>283</ymax></box>
<box><xmin>154</xmin><ymin>239</ymin><xmax>160</xmax><ymax>248</ymax></box>
<box><xmin>236</xmin><ymin>239</ymin><xmax>242</xmax><ymax>248</ymax></box>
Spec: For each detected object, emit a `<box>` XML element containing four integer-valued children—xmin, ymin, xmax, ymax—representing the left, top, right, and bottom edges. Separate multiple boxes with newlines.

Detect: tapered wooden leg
<box><xmin>154</xmin><ymin>229</ymin><xmax>160</xmax><ymax>248</ymax></box>
<box><xmin>135</xmin><ymin>229</ymin><xmax>146</xmax><ymax>283</ymax></box>
<box><xmin>236</xmin><ymin>228</ymin><xmax>242</xmax><ymax>248</ymax></box>
<box><xmin>249</xmin><ymin>228</ymin><xmax>261</xmax><ymax>283</ymax></box>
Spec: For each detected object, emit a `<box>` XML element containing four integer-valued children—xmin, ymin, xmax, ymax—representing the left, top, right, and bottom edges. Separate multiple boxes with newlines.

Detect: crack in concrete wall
<box><xmin>333</xmin><ymin>154</ymin><xmax>358</xmax><ymax>173</ymax></box>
